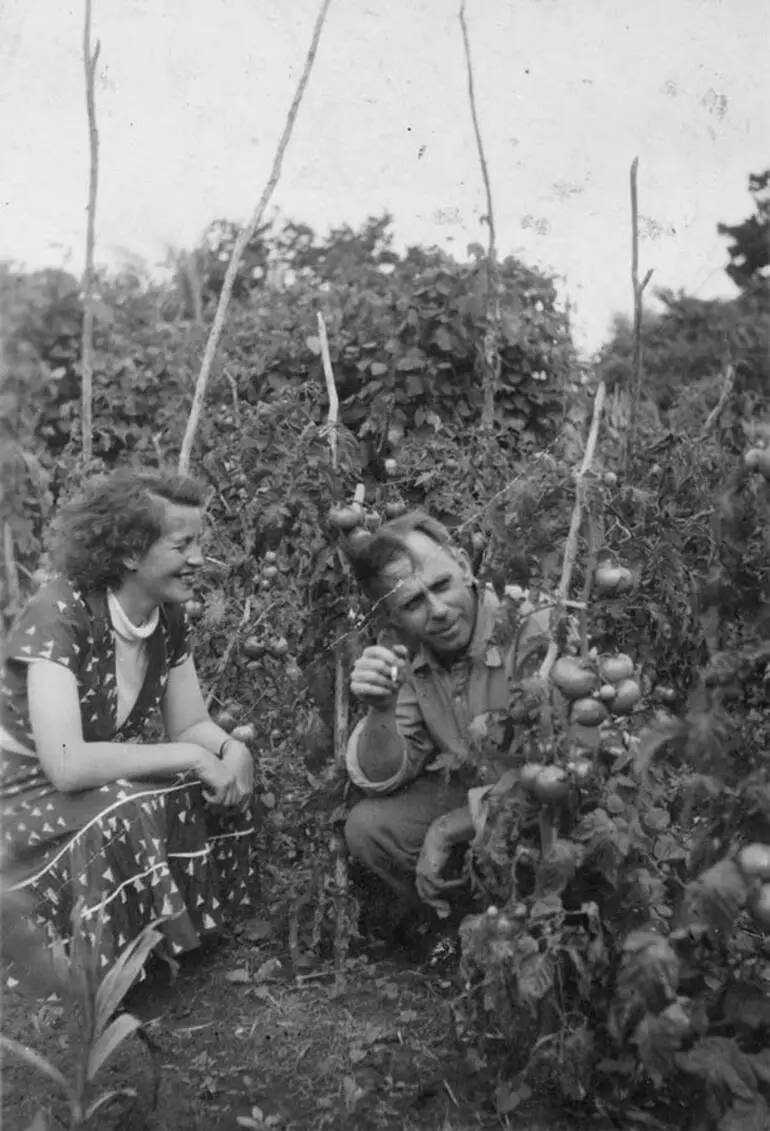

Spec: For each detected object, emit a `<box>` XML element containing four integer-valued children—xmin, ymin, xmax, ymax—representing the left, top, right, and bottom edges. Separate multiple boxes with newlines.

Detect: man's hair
<box><xmin>48</xmin><ymin>466</ymin><xmax>206</xmax><ymax>593</ymax></box>
<box><xmin>347</xmin><ymin>509</ymin><xmax>458</xmax><ymax>603</ymax></box>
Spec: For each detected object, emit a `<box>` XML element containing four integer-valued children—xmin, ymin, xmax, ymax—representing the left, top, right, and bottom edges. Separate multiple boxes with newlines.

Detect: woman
<box><xmin>1</xmin><ymin>467</ymin><xmax>258</xmax><ymax>974</ymax></box>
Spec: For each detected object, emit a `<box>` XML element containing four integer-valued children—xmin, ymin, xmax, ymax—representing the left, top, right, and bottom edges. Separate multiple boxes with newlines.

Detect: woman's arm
<box><xmin>162</xmin><ymin>656</ymin><xmax>232</xmax><ymax>752</ymax></box>
<box><xmin>163</xmin><ymin>657</ymin><xmax>254</xmax><ymax>802</ymax></box>
<box><xmin>27</xmin><ymin>661</ymin><xmax>224</xmax><ymax>793</ymax></box>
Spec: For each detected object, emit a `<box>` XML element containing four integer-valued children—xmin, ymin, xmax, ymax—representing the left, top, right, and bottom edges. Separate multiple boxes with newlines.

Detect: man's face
<box><xmin>382</xmin><ymin>531</ymin><xmax>477</xmax><ymax>654</ymax></box>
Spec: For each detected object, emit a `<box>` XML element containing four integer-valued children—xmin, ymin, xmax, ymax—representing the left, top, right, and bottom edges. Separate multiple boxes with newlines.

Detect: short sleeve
<box><xmin>4</xmin><ymin>580</ymin><xmax>84</xmax><ymax>673</ymax></box>
<box><xmin>164</xmin><ymin>603</ymin><xmax>191</xmax><ymax>669</ymax></box>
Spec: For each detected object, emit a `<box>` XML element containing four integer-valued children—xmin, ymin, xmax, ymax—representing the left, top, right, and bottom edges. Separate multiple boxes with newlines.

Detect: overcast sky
<box><xmin>1</xmin><ymin>0</ymin><xmax>767</xmax><ymax>352</ymax></box>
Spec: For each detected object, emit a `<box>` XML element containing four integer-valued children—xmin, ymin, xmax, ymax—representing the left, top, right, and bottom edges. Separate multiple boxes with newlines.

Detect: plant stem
<box><xmin>81</xmin><ymin>0</ymin><xmax>100</xmax><ymax>467</ymax></box>
<box><xmin>178</xmin><ymin>0</ymin><xmax>334</xmax><ymax>473</ymax></box>
<box><xmin>459</xmin><ymin>0</ymin><xmax>500</xmax><ymax>430</ymax></box>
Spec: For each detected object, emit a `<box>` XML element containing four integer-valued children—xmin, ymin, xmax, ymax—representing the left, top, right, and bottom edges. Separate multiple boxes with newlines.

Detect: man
<box><xmin>344</xmin><ymin>509</ymin><xmax>550</xmax><ymax>935</ymax></box>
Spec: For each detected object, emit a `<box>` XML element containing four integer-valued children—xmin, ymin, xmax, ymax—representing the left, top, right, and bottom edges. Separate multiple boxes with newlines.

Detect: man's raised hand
<box><xmin>350</xmin><ymin>644</ymin><xmax>408</xmax><ymax>711</ymax></box>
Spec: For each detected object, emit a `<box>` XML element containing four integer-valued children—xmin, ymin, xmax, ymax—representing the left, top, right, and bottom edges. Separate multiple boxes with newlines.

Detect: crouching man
<box><xmin>343</xmin><ymin>510</ymin><xmax>548</xmax><ymax>943</ymax></box>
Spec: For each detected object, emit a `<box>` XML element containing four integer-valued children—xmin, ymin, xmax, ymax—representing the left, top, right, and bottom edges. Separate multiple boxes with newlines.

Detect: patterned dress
<box><xmin>0</xmin><ymin>576</ymin><xmax>258</xmax><ymax>975</ymax></box>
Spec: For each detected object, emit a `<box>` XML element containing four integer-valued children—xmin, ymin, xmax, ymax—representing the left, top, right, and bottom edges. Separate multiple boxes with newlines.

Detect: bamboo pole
<box><xmin>178</xmin><ymin>0</ymin><xmax>334</xmax><ymax>473</ymax></box>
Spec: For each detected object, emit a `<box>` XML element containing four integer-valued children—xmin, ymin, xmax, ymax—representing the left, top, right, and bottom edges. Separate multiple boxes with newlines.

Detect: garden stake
<box><xmin>579</xmin><ymin>511</ymin><xmax>602</xmax><ymax>660</ymax></box>
<box><xmin>80</xmin><ymin>0</ymin><xmax>100</xmax><ymax>468</ymax></box>
<box><xmin>459</xmin><ymin>0</ymin><xmax>501</xmax><ymax>430</ymax></box>
<box><xmin>3</xmin><ymin>521</ymin><xmax>20</xmax><ymax>614</ymax></box>
<box><xmin>698</xmin><ymin>363</ymin><xmax>736</xmax><ymax>440</ymax></box>
<box><xmin>317</xmin><ymin>312</ymin><xmax>339</xmax><ymax>469</ymax></box>
<box><xmin>538</xmin><ymin>380</ymin><xmax>607</xmax><ymax>692</ymax></box>
<box><xmin>178</xmin><ymin>0</ymin><xmax>334</xmax><ymax>473</ymax></box>
<box><xmin>622</xmin><ymin>157</ymin><xmax>654</xmax><ymax>475</ymax></box>
<box><xmin>317</xmin><ymin>307</ymin><xmax>356</xmax><ymax>991</ymax></box>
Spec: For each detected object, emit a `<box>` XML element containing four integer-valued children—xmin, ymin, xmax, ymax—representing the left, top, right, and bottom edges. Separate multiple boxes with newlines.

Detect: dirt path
<box><xmin>1</xmin><ymin>930</ymin><xmax>580</xmax><ymax>1131</ymax></box>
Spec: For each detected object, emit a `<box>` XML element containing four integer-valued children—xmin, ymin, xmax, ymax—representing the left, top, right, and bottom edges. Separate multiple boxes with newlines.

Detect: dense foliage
<box><xmin>2</xmin><ymin>183</ymin><xmax>770</xmax><ymax>1129</ymax></box>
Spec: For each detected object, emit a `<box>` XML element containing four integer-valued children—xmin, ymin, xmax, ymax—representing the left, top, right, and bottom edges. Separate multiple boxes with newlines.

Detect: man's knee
<box><xmin>344</xmin><ymin>799</ymin><xmax>385</xmax><ymax>866</ymax></box>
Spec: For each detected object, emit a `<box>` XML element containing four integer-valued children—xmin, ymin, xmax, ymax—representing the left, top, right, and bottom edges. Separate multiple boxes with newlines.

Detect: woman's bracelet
<box><xmin>218</xmin><ymin>737</ymin><xmax>237</xmax><ymax>759</ymax></box>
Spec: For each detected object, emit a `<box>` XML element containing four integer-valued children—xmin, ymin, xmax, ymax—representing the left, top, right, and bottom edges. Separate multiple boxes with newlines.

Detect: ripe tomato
<box><xmin>599</xmin><ymin>654</ymin><xmax>635</xmax><ymax>683</ymax></box>
<box><xmin>571</xmin><ymin>697</ymin><xmax>608</xmax><ymax>726</ymax></box>
<box><xmin>611</xmin><ymin>679</ymin><xmax>642</xmax><ymax>714</ymax></box>
<box><xmin>329</xmin><ymin>504</ymin><xmax>364</xmax><ymax>531</ymax></box>
<box><xmin>551</xmin><ymin>657</ymin><xmax>597</xmax><ymax>700</ymax></box>
<box><xmin>594</xmin><ymin>564</ymin><xmax>634</xmax><ymax>596</ymax></box>
<box><xmin>738</xmin><ymin>844</ymin><xmax>770</xmax><ymax>882</ymax></box>
<box><xmin>531</xmin><ymin>766</ymin><xmax>569</xmax><ymax>804</ymax></box>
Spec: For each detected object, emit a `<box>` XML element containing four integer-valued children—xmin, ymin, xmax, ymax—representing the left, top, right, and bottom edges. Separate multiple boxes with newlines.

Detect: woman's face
<box><xmin>131</xmin><ymin>500</ymin><xmax>204</xmax><ymax>605</ymax></box>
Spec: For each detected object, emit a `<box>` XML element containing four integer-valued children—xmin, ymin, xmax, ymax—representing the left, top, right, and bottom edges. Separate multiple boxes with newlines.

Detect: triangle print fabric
<box><xmin>1</xmin><ymin>758</ymin><xmax>258</xmax><ymax>977</ymax></box>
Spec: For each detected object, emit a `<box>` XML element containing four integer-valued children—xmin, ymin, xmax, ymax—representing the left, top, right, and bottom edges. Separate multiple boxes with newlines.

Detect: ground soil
<box><xmin>1</xmin><ymin>920</ymin><xmax>595</xmax><ymax>1131</ymax></box>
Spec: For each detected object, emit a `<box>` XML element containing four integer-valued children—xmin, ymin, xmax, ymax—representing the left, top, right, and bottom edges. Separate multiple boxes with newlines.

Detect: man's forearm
<box><xmin>356</xmin><ymin>708</ymin><xmax>407</xmax><ymax>783</ymax></box>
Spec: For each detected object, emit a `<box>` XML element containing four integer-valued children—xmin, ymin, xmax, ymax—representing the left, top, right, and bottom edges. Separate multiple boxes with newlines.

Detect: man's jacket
<box><xmin>345</xmin><ymin>584</ymin><xmax>553</xmax><ymax>796</ymax></box>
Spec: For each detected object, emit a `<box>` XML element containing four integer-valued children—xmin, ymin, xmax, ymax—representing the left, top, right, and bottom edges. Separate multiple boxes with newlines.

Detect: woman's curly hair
<box><xmin>48</xmin><ymin>467</ymin><xmax>206</xmax><ymax>593</ymax></box>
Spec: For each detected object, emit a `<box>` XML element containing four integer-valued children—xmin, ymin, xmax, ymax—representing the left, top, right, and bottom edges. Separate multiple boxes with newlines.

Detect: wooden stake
<box><xmin>3</xmin><ymin>522</ymin><xmax>20</xmax><ymax>612</ymax></box>
<box><xmin>459</xmin><ymin>0</ymin><xmax>500</xmax><ymax>430</ymax></box>
<box><xmin>81</xmin><ymin>0</ymin><xmax>100</xmax><ymax>467</ymax></box>
<box><xmin>317</xmin><ymin>312</ymin><xmax>339</xmax><ymax>470</ymax></box>
<box><xmin>178</xmin><ymin>0</ymin><xmax>334</xmax><ymax>473</ymax></box>
<box><xmin>623</xmin><ymin>158</ymin><xmax>654</xmax><ymax>474</ymax></box>
<box><xmin>538</xmin><ymin>381</ymin><xmax>606</xmax><ymax>685</ymax></box>
<box><xmin>699</xmin><ymin>364</ymin><xmax>736</xmax><ymax>440</ymax></box>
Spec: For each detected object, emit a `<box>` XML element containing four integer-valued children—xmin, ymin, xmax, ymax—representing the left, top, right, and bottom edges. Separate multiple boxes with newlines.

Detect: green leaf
<box><xmin>536</xmin><ymin>839</ymin><xmax>584</xmax><ymax>897</ymax></box>
<box><xmin>516</xmin><ymin>952</ymin><xmax>554</xmax><ymax>1007</ymax></box>
<box><xmin>0</xmin><ymin>1035</ymin><xmax>73</xmax><ymax>1100</ymax></box>
<box><xmin>85</xmin><ymin>1088</ymin><xmax>138</xmax><ymax>1121</ymax></box>
<box><xmin>719</xmin><ymin>1098</ymin><xmax>770</xmax><ymax>1131</ymax></box>
<box><xmin>677</xmin><ymin>1037</ymin><xmax>758</xmax><ymax>1105</ymax></box>
<box><xmin>93</xmin><ymin>920</ymin><xmax>166</xmax><ymax>1036</ymax></box>
<box><xmin>369</xmin><ymin>361</ymin><xmax>388</xmax><ymax>376</ymax></box>
<box><xmin>87</xmin><ymin>1013</ymin><xmax>143</xmax><ymax>1081</ymax></box>
<box><xmin>434</xmin><ymin>326</ymin><xmax>453</xmax><ymax>352</ymax></box>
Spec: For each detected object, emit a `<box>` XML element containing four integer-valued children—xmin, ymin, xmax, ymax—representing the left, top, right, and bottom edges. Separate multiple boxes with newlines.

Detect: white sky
<box><xmin>0</xmin><ymin>0</ymin><xmax>767</xmax><ymax>352</ymax></box>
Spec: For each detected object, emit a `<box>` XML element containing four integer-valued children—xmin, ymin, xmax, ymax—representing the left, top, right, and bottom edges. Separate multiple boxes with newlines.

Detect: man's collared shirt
<box><xmin>346</xmin><ymin>585</ymin><xmax>550</xmax><ymax>795</ymax></box>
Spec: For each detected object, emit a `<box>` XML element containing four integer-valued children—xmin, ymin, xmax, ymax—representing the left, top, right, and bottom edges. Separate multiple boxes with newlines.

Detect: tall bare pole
<box><xmin>178</xmin><ymin>0</ymin><xmax>334</xmax><ymax>474</ymax></box>
<box><xmin>81</xmin><ymin>0</ymin><xmax>100</xmax><ymax>466</ymax></box>
<box><xmin>459</xmin><ymin>0</ymin><xmax>501</xmax><ymax>430</ymax></box>
<box><xmin>622</xmin><ymin>157</ymin><xmax>654</xmax><ymax>473</ymax></box>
